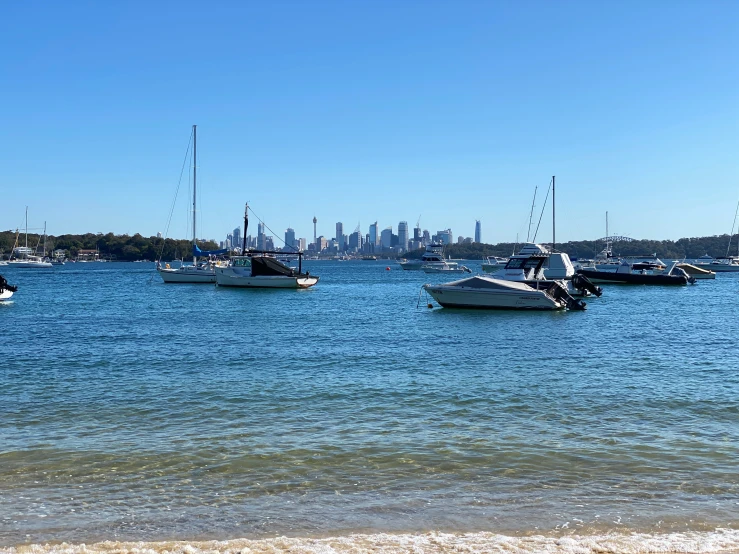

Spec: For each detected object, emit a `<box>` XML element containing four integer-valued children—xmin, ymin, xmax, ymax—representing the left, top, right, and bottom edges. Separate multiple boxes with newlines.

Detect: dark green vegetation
<box><xmin>404</xmin><ymin>234</ymin><xmax>739</xmax><ymax>260</ymax></box>
<box><xmin>0</xmin><ymin>231</ymin><xmax>219</xmax><ymax>261</ymax></box>
<box><xmin>2</xmin><ymin>229</ymin><xmax>738</xmax><ymax>261</ymax></box>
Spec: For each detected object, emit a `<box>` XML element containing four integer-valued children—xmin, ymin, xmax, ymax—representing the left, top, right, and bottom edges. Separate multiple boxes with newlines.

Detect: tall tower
<box><xmin>313</xmin><ymin>216</ymin><xmax>317</xmax><ymax>246</ymax></box>
<box><xmin>475</xmin><ymin>220</ymin><xmax>481</xmax><ymax>243</ymax></box>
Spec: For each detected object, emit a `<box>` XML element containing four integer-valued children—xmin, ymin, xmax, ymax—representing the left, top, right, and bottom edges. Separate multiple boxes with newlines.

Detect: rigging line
<box><xmin>726</xmin><ymin>198</ymin><xmax>739</xmax><ymax>258</ymax></box>
<box><xmin>246</xmin><ymin>205</ymin><xmax>299</xmax><ymax>251</ymax></box>
<box><xmin>532</xmin><ymin>178</ymin><xmax>553</xmax><ymax>243</ymax></box>
<box><xmin>156</xmin><ymin>128</ymin><xmax>194</xmax><ymax>263</ymax></box>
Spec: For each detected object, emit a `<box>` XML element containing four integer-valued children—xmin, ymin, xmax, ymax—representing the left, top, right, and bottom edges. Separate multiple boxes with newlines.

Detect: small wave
<box><xmin>4</xmin><ymin>529</ymin><xmax>739</xmax><ymax>554</ymax></box>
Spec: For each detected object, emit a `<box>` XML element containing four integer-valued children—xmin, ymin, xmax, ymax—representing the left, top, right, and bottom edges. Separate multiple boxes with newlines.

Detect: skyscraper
<box><xmin>233</xmin><ymin>226</ymin><xmax>241</xmax><ymax>248</ymax></box>
<box><xmin>397</xmin><ymin>221</ymin><xmax>409</xmax><ymax>253</ymax></box>
<box><xmin>313</xmin><ymin>216</ymin><xmax>317</xmax><ymax>247</ymax></box>
<box><xmin>475</xmin><ymin>220</ymin><xmax>481</xmax><ymax>243</ymax></box>
<box><xmin>336</xmin><ymin>222</ymin><xmax>344</xmax><ymax>252</ymax></box>
<box><xmin>258</xmin><ymin>222</ymin><xmax>266</xmax><ymax>250</ymax></box>
<box><xmin>369</xmin><ymin>222</ymin><xmax>378</xmax><ymax>246</ymax></box>
<box><xmin>381</xmin><ymin>226</ymin><xmax>393</xmax><ymax>248</ymax></box>
<box><xmin>285</xmin><ymin>228</ymin><xmax>296</xmax><ymax>250</ymax></box>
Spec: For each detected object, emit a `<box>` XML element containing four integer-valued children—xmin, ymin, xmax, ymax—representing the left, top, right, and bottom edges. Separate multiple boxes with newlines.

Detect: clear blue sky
<box><xmin>2</xmin><ymin>0</ymin><xmax>737</xmax><ymax>245</ymax></box>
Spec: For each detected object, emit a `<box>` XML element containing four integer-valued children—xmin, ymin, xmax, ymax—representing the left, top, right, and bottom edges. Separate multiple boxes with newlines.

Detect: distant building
<box><xmin>422</xmin><ymin>230</ymin><xmax>430</xmax><ymax>245</ymax></box>
<box><xmin>369</xmin><ymin>222</ymin><xmax>379</xmax><ymax>246</ymax></box>
<box><xmin>397</xmin><ymin>221</ymin><xmax>409</xmax><ymax>253</ymax></box>
<box><xmin>475</xmin><ymin>220</ymin><xmax>481</xmax><ymax>243</ymax></box>
<box><xmin>233</xmin><ymin>227</ymin><xmax>241</xmax><ymax>248</ymax></box>
<box><xmin>156</xmin><ymin>231</ymin><xmax>162</xmax><ymax>238</ymax></box>
<box><xmin>336</xmin><ymin>222</ymin><xmax>344</xmax><ymax>251</ymax></box>
<box><xmin>434</xmin><ymin>229</ymin><xmax>453</xmax><ymax>245</ymax></box>
<box><xmin>458</xmin><ymin>236</ymin><xmax>465</xmax><ymax>244</ymax></box>
<box><xmin>381</xmin><ymin>226</ymin><xmax>393</xmax><ymax>248</ymax></box>
<box><xmin>413</xmin><ymin>225</ymin><xmax>421</xmax><ymax>242</ymax></box>
<box><xmin>285</xmin><ymin>228</ymin><xmax>296</xmax><ymax>250</ymax></box>
<box><xmin>298</xmin><ymin>238</ymin><xmax>307</xmax><ymax>251</ymax></box>
<box><xmin>464</xmin><ymin>237</ymin><xmax>473</xmax><ymax>244</ymax></box>
<box><xmin>257</xmin><ymin>222</ymin><xmax>266</xmax><ymax>250</ymax></box>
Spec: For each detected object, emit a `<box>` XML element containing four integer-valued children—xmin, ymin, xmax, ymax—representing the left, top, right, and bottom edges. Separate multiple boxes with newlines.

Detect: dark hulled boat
<box><xmin>576</xmin><ymin>261</ymin><xmax>695</xmax><ymax>285</ymax></box>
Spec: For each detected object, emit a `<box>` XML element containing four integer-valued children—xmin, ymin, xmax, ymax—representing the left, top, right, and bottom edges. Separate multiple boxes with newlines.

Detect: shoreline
<box><xmin>4</xmin><ymin>529</ymin><xmax>739</xmax><ymax>554</ymax></box>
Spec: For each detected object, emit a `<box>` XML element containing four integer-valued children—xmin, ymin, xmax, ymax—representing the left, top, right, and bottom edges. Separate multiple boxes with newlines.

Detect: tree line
<box><xmin>0</xmin><ymin>231</ymin><xmax>220</xmax><ymax>261</ymax></box>
<box><xmin>404</xmin><ymin>234</ymin><xmax>739</xmax><ymax>260</ymax></box>
<box><xmin>2</xmin><ymin>229</ymin><xmax>737</xmax><ymax>261</ymax></box>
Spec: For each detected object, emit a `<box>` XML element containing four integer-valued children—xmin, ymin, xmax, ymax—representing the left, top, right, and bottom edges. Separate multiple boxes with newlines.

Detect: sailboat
<box><xmin>157</xmin><ymin>125</ymin><xmax>227</xmax><ymax>283</ymax></box>
<box><xmin>7</xmin><ymin>208</ymin><xmax>53</xmax><ymax>268</ymax></box>
<box><xmin>215</xmin><ymin>204</ymin><xmax>320</xmax><ymax>289</ymax></box>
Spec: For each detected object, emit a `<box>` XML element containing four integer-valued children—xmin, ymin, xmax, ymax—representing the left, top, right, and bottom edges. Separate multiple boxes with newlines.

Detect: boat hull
<box><xmin>157</xmin><ymin>267</ymin><xmax>216</xmax><ymax>283</ymax></box>
<box><xmin>697</xmin><ymin>264</ymin><xmax>739</xmax><ymax>272</ymax></box>
<box><xmin>576</xmin><ymin>269</ymin><xmax>688</xmax><ymax>285</ymax></box>
<box><xmin>424</xmin><ymin>284</ymin><xmax>564</xmax><ymax>310</ymax></box>
<box><xmin>215</xmin><ymin>268</ymin><xmax>319</xmax><ymax>288</ymax></box>
<box><xmin>0</xmin><ymin>289</ymin><xmax>13</xmax><ymax>301</ymax></box>
<box><xmin>6</xmin><ymin>260</ymin><xmax>53</xmax><ymax>268</ymax></box>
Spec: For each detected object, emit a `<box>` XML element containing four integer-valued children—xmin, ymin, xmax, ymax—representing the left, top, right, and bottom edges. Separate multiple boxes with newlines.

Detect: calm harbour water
<box><xmin>1</xmin><ymin>260</ymin><xmax>739</xmax><ymax>553</ymax></box>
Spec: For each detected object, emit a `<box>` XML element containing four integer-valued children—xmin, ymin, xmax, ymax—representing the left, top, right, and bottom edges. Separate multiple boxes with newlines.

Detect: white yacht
<box><xmin>398</xmin><ymin>243</ymin><xmax>458</xmax><ymax>270</ymax></box>
<box><xmin>499</xmin><ymin>243</ymin><xmax>574</xmax><ymax>279</ymax></box>
<box><xmin>157</xmin><ymin>125</ymin><xmax>228</xmax><ymax>284</ymax></box>
<box><xmin>701</xmin><ymin>257</ymin><xmax>739</xmax><ymax>272</ymax></box>
<box><xmin>6</xmin><ymin>211</ymin><xmax>53</xmax><ymax>268</ymax></box>
<box><xmin>424</xmin><ymin>255</ymin><xmax>587</xmax><ymax>310</ymax></box>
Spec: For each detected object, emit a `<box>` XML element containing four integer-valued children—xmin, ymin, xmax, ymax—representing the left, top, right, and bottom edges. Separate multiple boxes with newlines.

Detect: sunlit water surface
<box><xmin>1</xmin><ymin>261</ymin><xmax>738</xmax><ymax>552</ymax></box>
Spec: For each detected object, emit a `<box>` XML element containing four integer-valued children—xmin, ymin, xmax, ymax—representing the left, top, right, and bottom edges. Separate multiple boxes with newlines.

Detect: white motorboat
<box><xmin>157</xmin><ymin>125</ymin><xmax>228</xmax><ymax>284</ymax></box>
<box><xmin>481</xmin><ymin>256</ymin><xmax>509</xmax><ymax>273</ymax></box>
<box><xmin>398</xmin><ymin>243</ymin><xmax>458</xmax><ymax>270</ymax></box>
<box><xmin>215</xmin><ymin>204</ymin><xmax>319</xmax><ymax>289</ymax></box>
<box><xmin>676</xmin><ymin>263</ymin><xmax>715</xmax><ymax>279</ymax></box>
<box><xmin>0</xmin><ymin>275</ymin><xmax>17</xmax><ymax>301</ymax></box>
<box><xmin>424</xmin><ymin>275</ymin><xmax>585</xmax><ymax>310</ymax></box>
<box><xmin>422</xmin><ymin>262</ymin><xmax>471</xmax><ymax>274</ymax></box>
<box><xmin>424</xmin><ymin>254</ymin><xmax>593</xmax><ymax>310</ymax></box>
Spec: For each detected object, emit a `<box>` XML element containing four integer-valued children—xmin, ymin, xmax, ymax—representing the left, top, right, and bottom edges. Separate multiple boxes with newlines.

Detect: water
<box><xmin>2</xmin><ymin>261</ymin><xmax>739</xmax><ymax>553</ymax></box>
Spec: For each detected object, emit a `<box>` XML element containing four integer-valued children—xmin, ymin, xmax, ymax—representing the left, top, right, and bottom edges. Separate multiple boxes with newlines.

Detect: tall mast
<box><xmin>192</xmin><ymin>124</ymin><xmax>197</xmax><ymax>264</ymax></box>
<box><xmin>43</xmin><ymin>221</ymin><xmax>47</xmax><ymax>256</ymax></box>
<box><xmin>25</xmin><ymin>206</ymin><xmax>28</xmax><ymax>249</ymax></box>
<box><xmin>551</xmin><ymin>175</ymin><xmax>555</xmax><ymax>253</ymax></box>
<box><xmin>242</xmin><ymin>203</ymin><xmax>249</xmax><ymax>256</ymax></box>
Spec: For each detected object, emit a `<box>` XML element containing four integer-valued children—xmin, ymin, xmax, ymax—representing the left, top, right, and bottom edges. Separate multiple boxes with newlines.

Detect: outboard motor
<box><xmin>571</xmin><ymin>274</ymin><xmax>603</xmax><ymax>297</ymax></box>
<box><xmin>549</xmin><ymin>281</ymin><xmax>587</xmax><ymax>310</ymax></box>
<box><xmin>670</xmin><ymin>266</ymin><xmax>696</xmax><ymax>284</ymax></box>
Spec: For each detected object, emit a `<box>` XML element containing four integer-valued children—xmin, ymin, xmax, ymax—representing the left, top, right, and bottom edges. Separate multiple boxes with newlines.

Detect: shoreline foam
<box><xmin>4</xmin><ymin>529</ymin><xmax>739</xmax><ymax>554</ymax></box>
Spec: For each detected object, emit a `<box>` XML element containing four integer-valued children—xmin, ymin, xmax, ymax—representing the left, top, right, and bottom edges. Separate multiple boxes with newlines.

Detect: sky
<box><xmin>2</xmin><ymin>0</ymin><xmax>738</xmax><ymax>246</ymax></box>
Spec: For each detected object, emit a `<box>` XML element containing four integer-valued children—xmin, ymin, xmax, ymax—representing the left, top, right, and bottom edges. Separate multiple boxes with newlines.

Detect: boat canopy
<box><xmin>251</xmin><ymin>256</ymin><xmax>301</xmax><ymax>277</ymax></box>
<box><xmin>193</xmin><ymin>244</ymin><xmax>228</xmax><ymax>257</ymax></box>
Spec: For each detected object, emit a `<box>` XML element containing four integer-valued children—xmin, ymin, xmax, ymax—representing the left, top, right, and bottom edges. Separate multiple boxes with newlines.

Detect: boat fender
<box><xmin>166</xmin><ymin>263</ymin><xmax>170</xmax><ymax>269</ymax></box>
<box><xmin>386</xmin><ymin>266</ymin><xmax>391</xmax><ymax>271</ymax></box>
